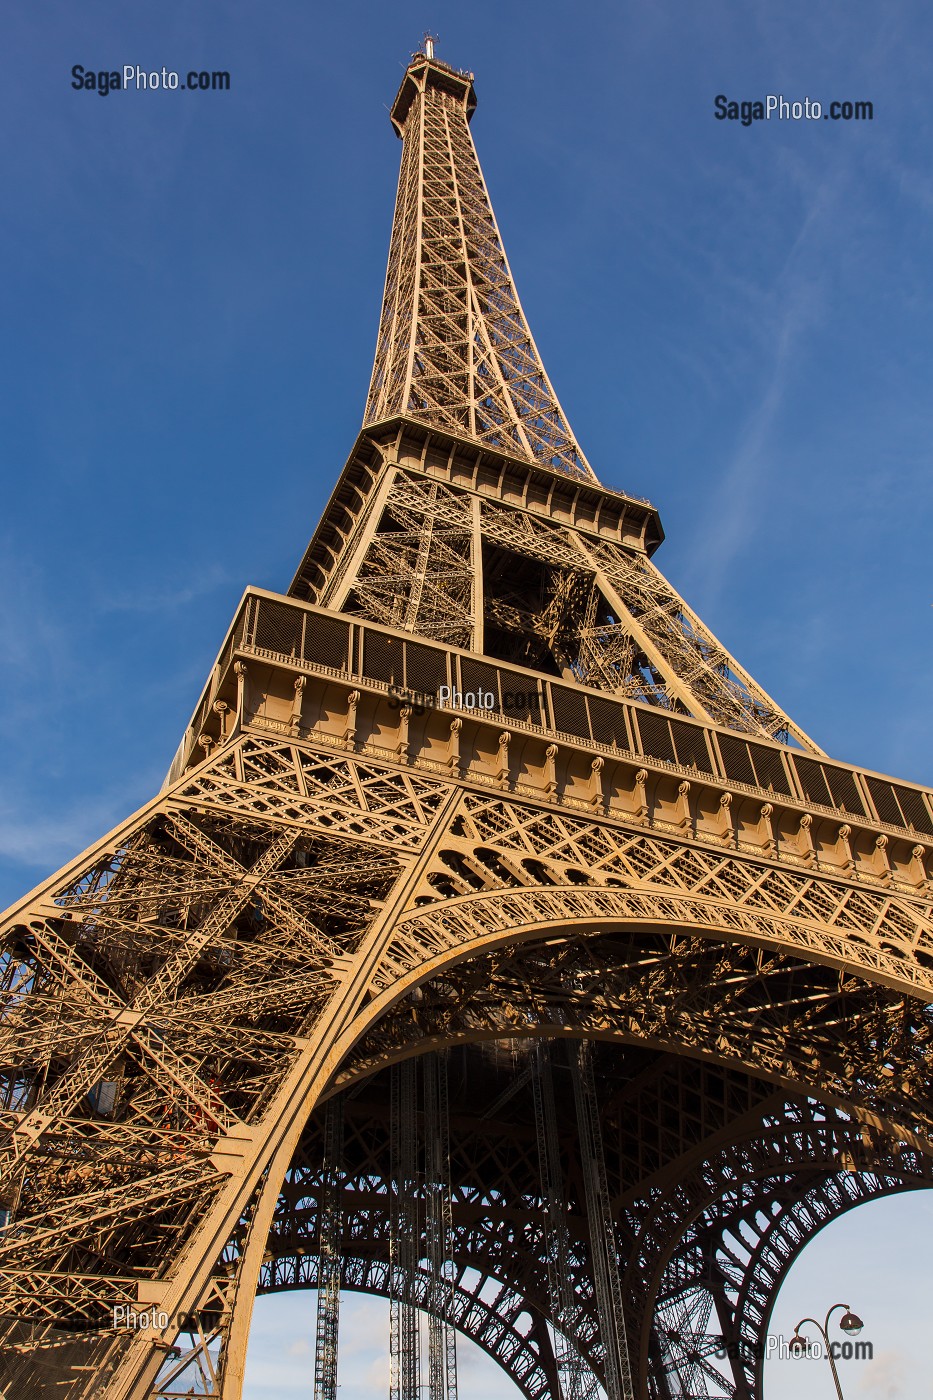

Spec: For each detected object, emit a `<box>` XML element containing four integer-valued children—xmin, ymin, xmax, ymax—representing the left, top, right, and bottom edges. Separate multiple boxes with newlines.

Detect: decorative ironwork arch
<box><xmin>258</xmin><ymin>1254</ymin><xmax>559</xmax><ymax>1400</ymax></box>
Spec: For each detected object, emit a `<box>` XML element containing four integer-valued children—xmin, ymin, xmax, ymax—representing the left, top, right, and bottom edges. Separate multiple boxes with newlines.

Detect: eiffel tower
<box><xmin>2</xmin><ymin>42</ymin><xmax>932</xmax><ymax>1400</ymax></box>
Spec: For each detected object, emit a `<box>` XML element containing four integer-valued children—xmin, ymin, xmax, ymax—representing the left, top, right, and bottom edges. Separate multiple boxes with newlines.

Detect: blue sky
<box><xmin>2</xmin><ymin>2</ymin><xmax>931</xmax><ymax>1396</ymax></box>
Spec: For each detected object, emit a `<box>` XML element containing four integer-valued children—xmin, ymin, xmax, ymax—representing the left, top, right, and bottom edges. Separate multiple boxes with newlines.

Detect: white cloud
<box><xmin>859</xmin><ymin>1348</ymin><xmax>907</xmax><ymax>1398</ymax></box>
<box><xmin>0</xmin><ymin>782</ymin><xmax>152</xmax><ymax>874</ymax></box>
<box><xmin>98</xmin><ymin>561</ymin><xmax>232</xmax><ymax>614</ymax></box>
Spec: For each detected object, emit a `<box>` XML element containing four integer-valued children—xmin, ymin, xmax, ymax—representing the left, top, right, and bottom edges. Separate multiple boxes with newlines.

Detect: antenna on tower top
<box><xmin>422</xmin><ymin>33</ymin><xmax>436</xmax><ymax>59</ymax></box>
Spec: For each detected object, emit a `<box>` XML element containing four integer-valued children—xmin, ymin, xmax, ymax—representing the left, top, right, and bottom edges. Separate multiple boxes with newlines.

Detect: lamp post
<box><xmin>789</xmin><ymin>1303</ymin><xmax>864</xmax><ymax>1400</ymax></box>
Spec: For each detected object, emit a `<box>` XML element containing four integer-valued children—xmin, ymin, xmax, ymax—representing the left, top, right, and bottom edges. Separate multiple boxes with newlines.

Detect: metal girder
<box><xmin>570</xmin><ymin>1043</ymin><xmax>635</xmax><ymax>1400</ymax></box>
<box><xmin>0</xmin><ymin>730</ymin><xmax>930</xmax><ymax>1397</ymax></box>
<box><xmin>390</xmin><ymin>1059</ymin><xmax>420</xmax><ymax>1400</ymax></box>
<box><xmin>641</xmin><ymin>1109</ymin><xmax>933</xmax><ymax>1399</ymax></box>
<box><xmin>0</xmin><ymin>731</ymin><xmax>931</xmax><ymax>1398</ymax></box>
<box><xmin>313</xmin><ymin>1093</ymin><xmax>344</xmax><ymax>1400</ymax></box>
<box><xmin>531</xmin><ymin>1043</ymin><xmax>595</xmax><ymax>1400</ymax></box>
<box><xmin>364</xmin><ymin>54</ymin><xmax>594</xmax><ymax>481</ymax></box>
<box><xmin>424</xmin><ymin>1052</ymin><xmax>458</xmax><ymax>1400</ymax></box>
<box><xmin>309</xmin><ymin>461</ymin><xmax>821</xmax><ymax>741</ymax></box>
<box><xmin>263</xmin><ymin>1252</ymin><xmax>558</xmax><ymax>1400</ymax></box>
<box><xmin>249</xmin><ymin>1055</ymin><xmax>929</xmax><ymax>1400</ymax></box>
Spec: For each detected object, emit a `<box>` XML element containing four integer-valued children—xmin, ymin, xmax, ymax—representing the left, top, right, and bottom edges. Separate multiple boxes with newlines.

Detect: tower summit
<box><xmin>1</xmin><ymin>45</ymin><xmax>932</xmax><ymax>1400</ymax></box>
<box><xmin>365</xmin><ymin>47</ymin><xmax>595</xmax><ymax>480</ymax></box>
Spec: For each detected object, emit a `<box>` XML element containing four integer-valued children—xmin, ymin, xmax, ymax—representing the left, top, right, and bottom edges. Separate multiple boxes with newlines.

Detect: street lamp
<box><xmin>790</xmin><ymin>1303</ymin><xmax>864</xmax><ymax>1400</ymax></box>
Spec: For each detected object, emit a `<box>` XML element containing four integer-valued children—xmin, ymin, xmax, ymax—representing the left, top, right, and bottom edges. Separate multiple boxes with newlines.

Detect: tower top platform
<box><xmin>390</xmin><ymin>50</ymin><xmax>477</xmax><ymax>135</ymax></box>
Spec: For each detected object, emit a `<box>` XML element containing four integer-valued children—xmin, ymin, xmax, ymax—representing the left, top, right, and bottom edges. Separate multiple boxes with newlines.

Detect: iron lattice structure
<box><xmin>2</xmin><ymin>44</ymin><xmax>932</xmax><ymax>1400</ymax></box>
<box><xmin>363</xmin><ymin>51</ymin><xmax>594</xmax><ymax>481</ymax></box>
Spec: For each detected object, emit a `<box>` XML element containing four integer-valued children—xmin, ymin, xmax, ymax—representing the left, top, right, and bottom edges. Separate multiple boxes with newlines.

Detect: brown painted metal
<box><xmin>363</xmin><ymin>53</ymin><xmax>593</xmax><ymax>481</ymax></box>
<box><xmin>1</xmin><ymin>44</ymin><xmax>931</xmax><ymax>1400</ymax></box>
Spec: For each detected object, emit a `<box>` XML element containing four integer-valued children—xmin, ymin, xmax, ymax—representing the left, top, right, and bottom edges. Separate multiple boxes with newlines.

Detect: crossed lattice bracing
<box><xmin>241</xmin><ymin>1050</ymin><xmax>931</xmax><ymax>1400</ymax></box>
<box><xmin>301</xmin><ymin>456</ymin><xmax>820</xmax><ymax>745</ymax></box>
<box><xmin>641</xmin><ymin>1108</ymin><xmax>933</xmax><ymax>1398</ymax></box>
<box><xmin>1</xmin><ymin>729</ymin><xmax>932</xmax><ymax>1398</ymax></box>
<box><xmin>364</xmin><ymin>54</ymin><xmax>594</xmax><ymax>481</ymax></box>
<box><xmin>340</xmin><ymin>474</ymin><xmax>476</xmax><ymax>647</ymax></box>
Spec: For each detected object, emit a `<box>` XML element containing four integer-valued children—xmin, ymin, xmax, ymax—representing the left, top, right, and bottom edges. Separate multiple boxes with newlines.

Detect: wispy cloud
<box><xmin>97</xmin><ymin>561</ymin><xmax>232</xmax><ymax>615</ymax></box>
<box><xmin>859</xmin><ymin>1348</ymin><xmax>907</xmax><ymax>1398</ymax></box>
<box><xmin>0</xmin><ymin>783</ymin><xmax>150</xmax><ymax>876</ymax></box>
<box><xmin>0</xmin><ymin>536</ymin><xmax>73</xmax><ymax>681</ymax></box>
<box><xmin>681</xmin><ymin>165</ymin><xmax>847</xmax><ymax>605</ymax></box>
<box><xmin>686</xmin><ymin>277</ymin><xmax>815</xmax><ymax>598</ymax></box>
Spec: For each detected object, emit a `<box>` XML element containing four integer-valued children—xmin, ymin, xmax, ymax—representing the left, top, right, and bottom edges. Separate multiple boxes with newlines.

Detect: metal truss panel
<box><xmin>570</xmin><ymin>1043</ymin><xmax>634</xmax><ymax>1400</ymax></box>
<box><xmin>531</xmin><ymin>1043</ymin><xmax>595</xmax><ymax>1400</ymax></box>
<box><xmin>364</xmin><ymin>54</ymin><xmax>594</xmax><ymax>481</ymax></box>
<box><xmin>423</xmin><ymin>1052</ymin><xmax>458</xmax><ymax>1400</ymax></box>
<box><xmin>313</xmin><ymin>1093</ymin><xmax>344</xmax><ymax>1400</ymax></box>
<box><xmin>390</xmin><ymin>1059</ymin><xmax>421</xmax><ymax>1400</ymax></box>
<box><xmin>1</xmin><ymin>728</ymin><xmax>931</xmax><ymax>1400</ymax></box>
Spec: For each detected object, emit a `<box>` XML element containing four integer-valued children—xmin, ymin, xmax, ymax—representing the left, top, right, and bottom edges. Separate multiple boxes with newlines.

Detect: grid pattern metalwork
<box><xmin>364</xmin><ymin>54</ymin><xmax>594</xmax><ymax>481</ymax></box>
